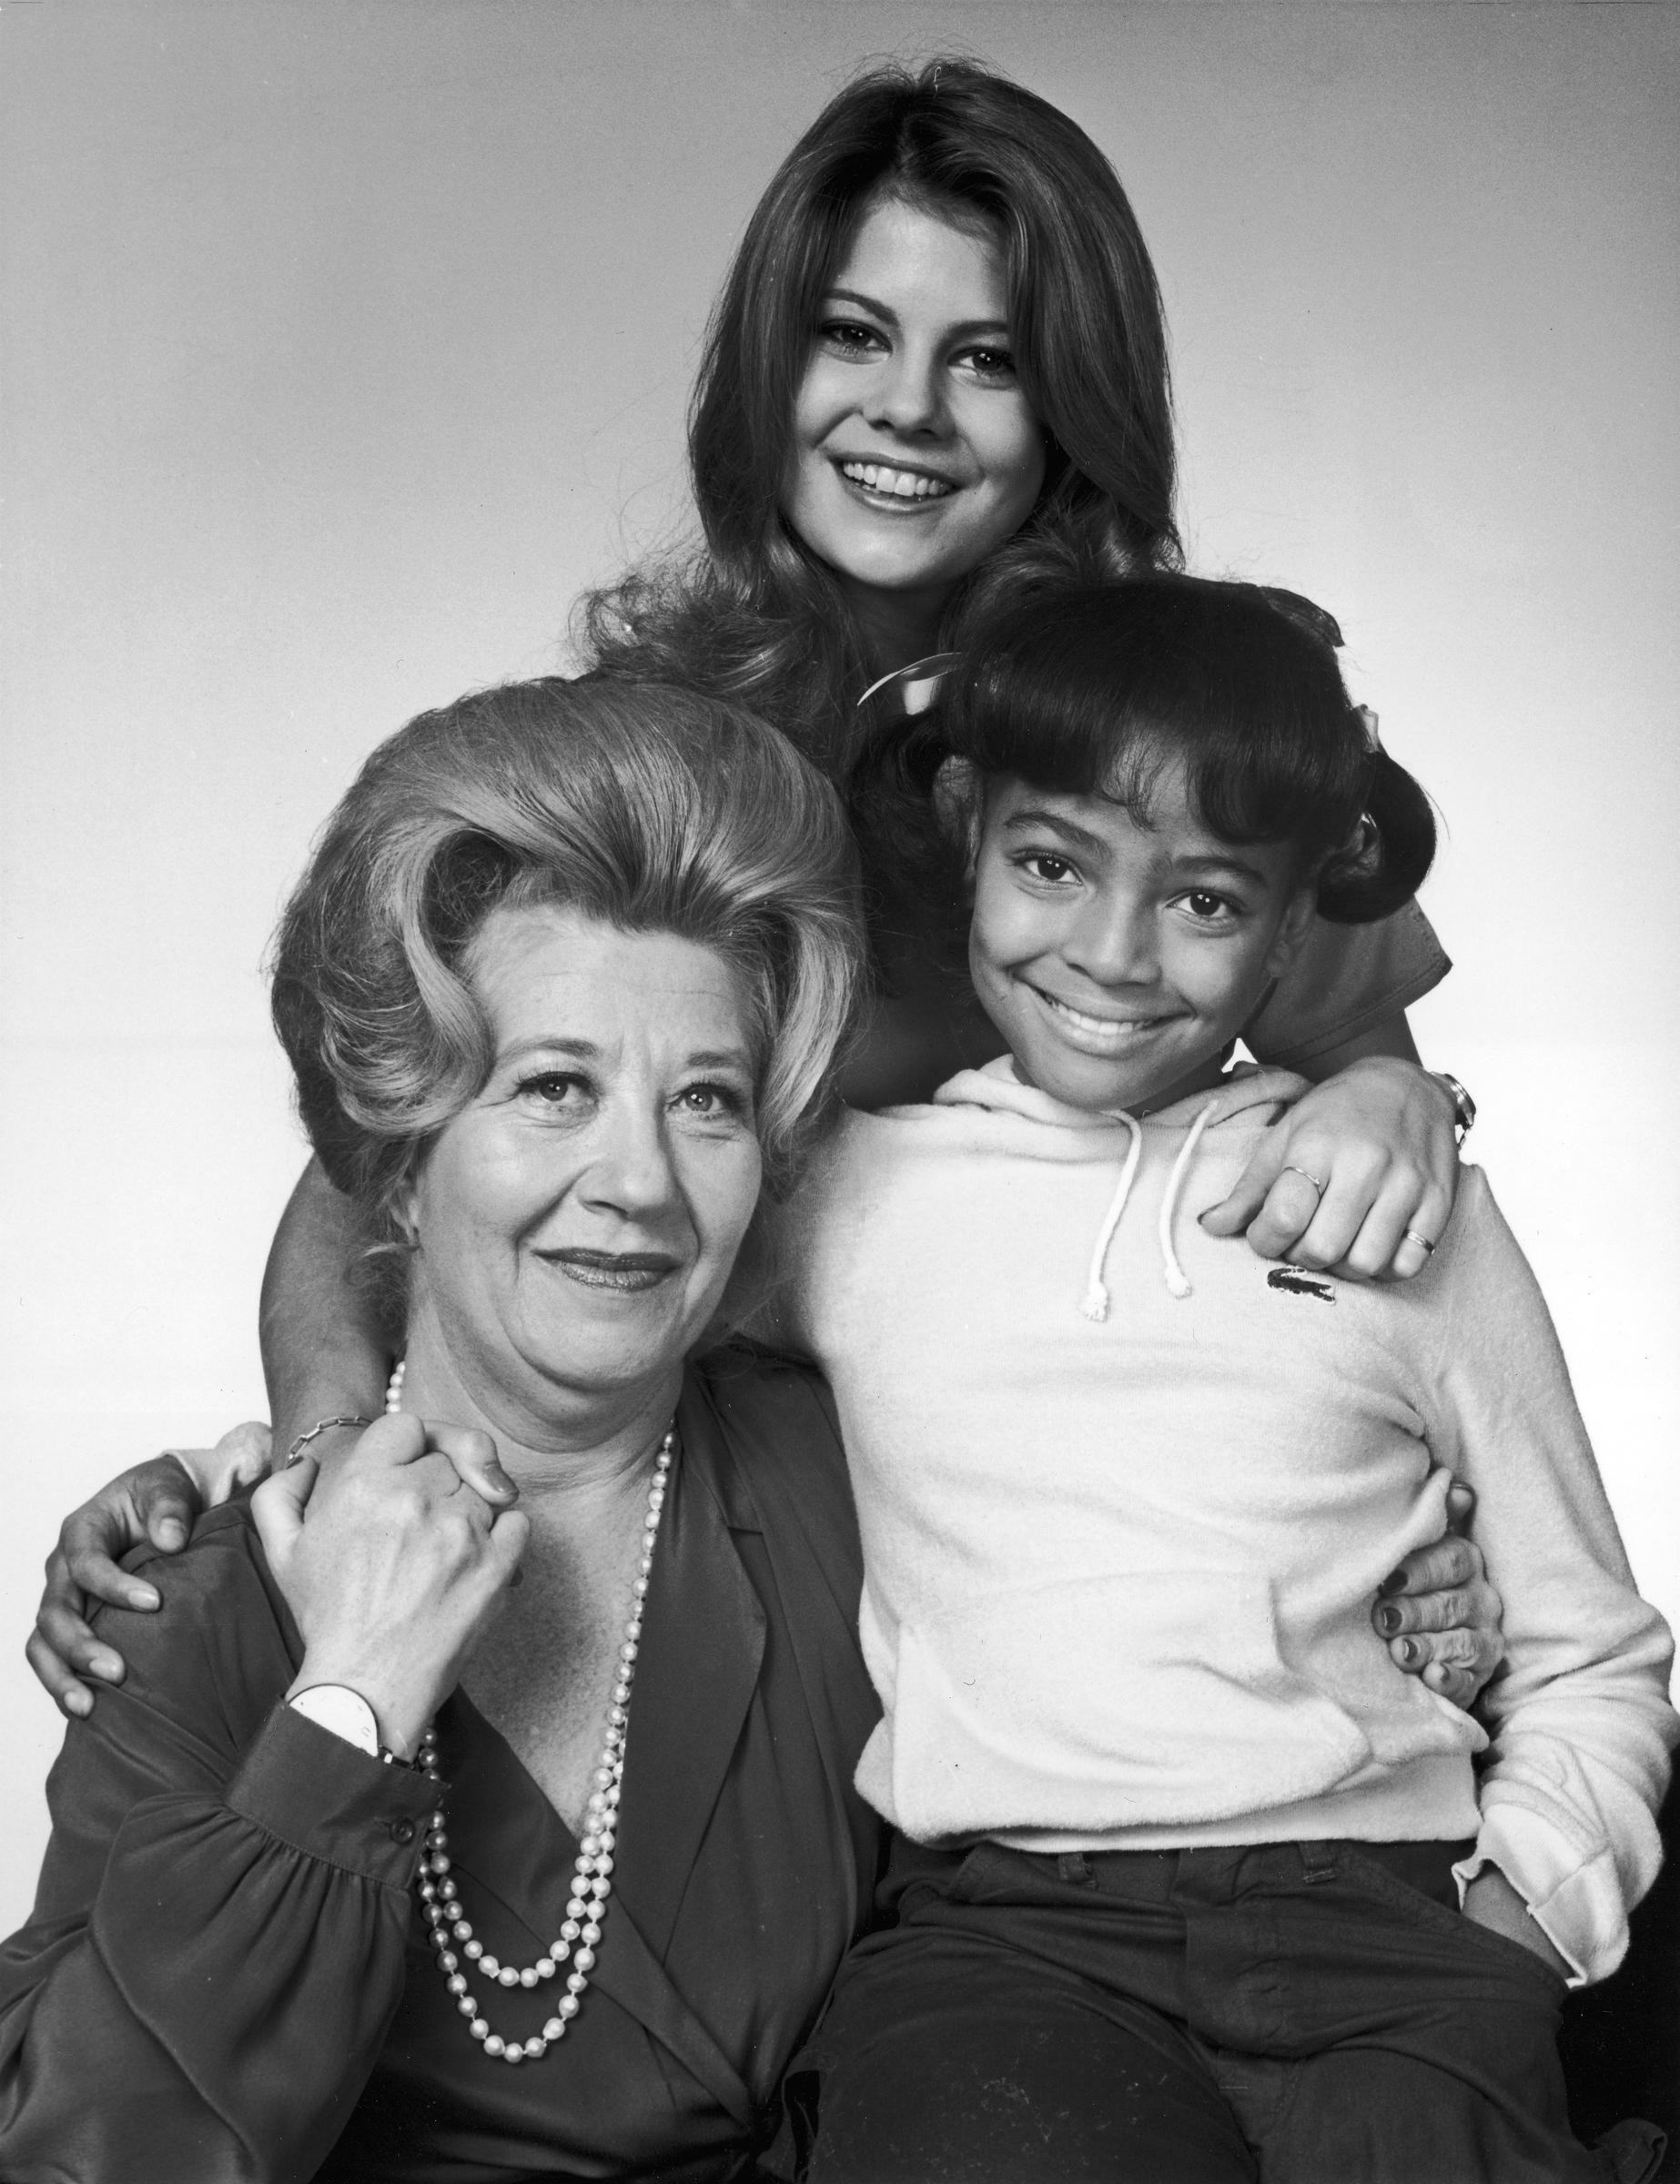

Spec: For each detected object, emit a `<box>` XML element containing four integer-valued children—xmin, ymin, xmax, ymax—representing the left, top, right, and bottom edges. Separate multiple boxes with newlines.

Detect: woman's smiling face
<box><xmin>402</xmin><ymin>905</ymin><xmax>764</xmax><ymax>1431</ymax></box>
<box><xmin>783</xmin><ymin>195</ymin><xmax>1047</xmax><ymax>632</ymax></box>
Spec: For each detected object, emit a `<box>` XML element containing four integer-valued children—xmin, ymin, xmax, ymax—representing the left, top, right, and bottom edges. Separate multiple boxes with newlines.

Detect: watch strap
<box><xmin>1433</xmin><ymin>1071</ymin><xmax>1477</xmax><ymax>1141</ymax></box>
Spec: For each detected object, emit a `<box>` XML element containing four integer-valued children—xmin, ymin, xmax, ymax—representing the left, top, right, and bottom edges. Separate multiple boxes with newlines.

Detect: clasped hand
<box><xmin>256</xmin><ymin>1415</ymin><xmax>528</xmax><ymax>1759</ymax></box>
<box><xmin>1201</xmin><ymin>1056</ymin><xmax>1458</xmax><ymax>1281</ymax></box>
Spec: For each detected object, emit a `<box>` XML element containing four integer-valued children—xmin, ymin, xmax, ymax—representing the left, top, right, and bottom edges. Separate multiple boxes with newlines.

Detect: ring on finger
<box><xmin>1403</xmin><ymin>1228</ymin><xmax>1437</xmax><ymax>1256</ymax></box>
<box><xmin>1281</xmin><ymin>1164</ymin><xmax>1328</xmax><ymax>1196</ymax></box>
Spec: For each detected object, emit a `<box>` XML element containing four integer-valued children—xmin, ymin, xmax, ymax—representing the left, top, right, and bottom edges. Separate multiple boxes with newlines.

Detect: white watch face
<box><xmin>289</xmin><ymin>1684</ymin><xmax>380</xmax><ymax>1757</ymax></box>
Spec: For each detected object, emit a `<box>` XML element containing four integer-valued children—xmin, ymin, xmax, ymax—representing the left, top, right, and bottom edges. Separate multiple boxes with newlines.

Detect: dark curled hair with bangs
<box><xmin>850</xmin><ymin>576</ymin><xmax>1437</xmax><ymax>955</ymax></box>
<box><xmin>580</xmin><ymin>57</ymin><xmax>1177</xmax><ymax>784</ymax></box>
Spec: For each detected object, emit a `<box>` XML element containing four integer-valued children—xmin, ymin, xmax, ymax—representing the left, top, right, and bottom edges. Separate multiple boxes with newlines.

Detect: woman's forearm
<box><xmin>0</xmin><ymin>1542</ymin><xmax>432</xmax><ymax>2181</ymax></box>
<box><xmin>0</xmin><ymin>1730</ymin><xmax>427</xmax><ymax>2182</ymax></box>
<box><xmin>260</xmin><ymin>1158</ymin><xmax>390</xmax><ymax>1452</ymax></box>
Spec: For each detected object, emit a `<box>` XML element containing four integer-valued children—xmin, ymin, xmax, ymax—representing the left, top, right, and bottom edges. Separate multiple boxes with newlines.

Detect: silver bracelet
<box><xmin>284</xmin><ymin>1414</ymin><xmax>372</xmax><ymax>1467</ymax></box>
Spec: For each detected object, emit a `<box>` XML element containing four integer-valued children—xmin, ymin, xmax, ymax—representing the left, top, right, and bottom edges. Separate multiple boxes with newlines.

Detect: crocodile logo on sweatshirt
<box><xmin>1268</xmin><ymin>1264</ymin><xmax>1336</xmax><ymax>1304</ymax></box>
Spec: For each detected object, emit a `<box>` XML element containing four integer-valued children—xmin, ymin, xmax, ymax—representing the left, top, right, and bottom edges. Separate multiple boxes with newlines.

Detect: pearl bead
<box><xmin>400</xmin><ymin>1376</ymin><xmax>676</xmax><ymax>2066</ymax></box>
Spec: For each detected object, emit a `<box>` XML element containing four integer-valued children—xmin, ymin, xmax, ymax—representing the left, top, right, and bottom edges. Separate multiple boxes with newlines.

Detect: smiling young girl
<box><xmin>770</xmin><ymin>577</ymin><xmax>1675</xmax><ymax>2184</ymax></box>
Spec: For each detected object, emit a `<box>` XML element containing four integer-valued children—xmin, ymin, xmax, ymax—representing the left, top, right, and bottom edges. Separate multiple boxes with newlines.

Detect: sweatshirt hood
<box><xmin>931</xmin><ymin>1056</ymin><xmax>1311</xmax><ymax>1317</ymax></box>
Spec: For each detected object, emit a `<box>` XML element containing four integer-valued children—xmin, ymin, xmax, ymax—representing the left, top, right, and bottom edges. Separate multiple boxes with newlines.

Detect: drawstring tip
<box><xmin>1165</xmin><ymin>1268</ymin><xmax>1192</xmax><ymax>1299</ymax></box>
<box><xmin>1080</xmin><ymin>1285</ymin><xmax>1110</xmax><ymax>1322</ymax></box>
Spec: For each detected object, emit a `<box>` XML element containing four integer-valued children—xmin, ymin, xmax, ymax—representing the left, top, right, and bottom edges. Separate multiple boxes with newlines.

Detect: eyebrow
<box><xmin>1169</xmin><ymin>852</ymin><xmax>1275</xmax><ymax>891</ymax></box>
<box><xmin>822</xmin><ymin>286</ymin><xmax>1011</xmax><ymax>341</ymax></box>
<box><xmin>501</xmin><ymin>1037</ymin><xmax>601</xmax><ymax>1063</ymax></box>
<box><xmin>999</xmin><ymin>808</ymin><xmax>1113</xmax><ymax>856</ymax></box>
<box><xmin>497</xmin><ymin>1037</ymin><xmax>756</xmax><ymax>1074</ymax></box>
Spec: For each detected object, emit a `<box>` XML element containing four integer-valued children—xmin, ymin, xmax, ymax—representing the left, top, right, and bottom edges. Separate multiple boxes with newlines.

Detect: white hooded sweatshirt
<box><xmin>774</xmin><ymin>1060</ymin><xmax>1675</xmax><ymax>1984</ymax></box>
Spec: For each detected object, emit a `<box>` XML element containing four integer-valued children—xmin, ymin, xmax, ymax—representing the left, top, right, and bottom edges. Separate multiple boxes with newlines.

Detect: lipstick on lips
<box><xmin>539</xmin><ymin>1248</ymin><xmax>678</xmax><ymax>1294</ymax></box>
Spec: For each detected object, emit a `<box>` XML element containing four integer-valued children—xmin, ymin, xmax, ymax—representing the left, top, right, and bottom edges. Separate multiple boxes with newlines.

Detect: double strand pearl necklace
<box><xmin>387</xmin><ymin>1360</ymin><xmax>675</xmax><ymax>2065</ymax></box>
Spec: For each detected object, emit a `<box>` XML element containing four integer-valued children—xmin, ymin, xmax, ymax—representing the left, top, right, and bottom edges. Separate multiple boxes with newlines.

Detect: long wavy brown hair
<box><xmin>579</xmin><ymin>58</ymin><xmax>1180</xmax><ymax>785</ymax></box>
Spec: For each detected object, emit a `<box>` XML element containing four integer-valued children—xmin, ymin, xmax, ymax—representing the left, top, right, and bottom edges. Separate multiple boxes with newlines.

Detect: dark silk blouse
<box><xmin>0</xmin><ymin>1350</ymin><xmax>885</xmax><ymax>2183</ymax></box>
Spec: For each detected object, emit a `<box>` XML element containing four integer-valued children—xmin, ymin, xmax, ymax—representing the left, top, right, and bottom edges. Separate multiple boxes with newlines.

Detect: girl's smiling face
<box><xmin>967</xmin><ymin>766</ymin><xmax>1316</xmax><ymax>1116</ymax></box>
<box><xmin>783</xmin><ymin>195</ymin><xmax>1047</xmax><ymax>642</ymax></box>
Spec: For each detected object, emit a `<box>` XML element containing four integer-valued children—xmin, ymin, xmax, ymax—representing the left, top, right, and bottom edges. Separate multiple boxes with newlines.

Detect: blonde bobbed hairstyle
<box><xmin>271</xmin><ymin>676</ymin><xmax>865</xmax><ymax>1279</ymax></box>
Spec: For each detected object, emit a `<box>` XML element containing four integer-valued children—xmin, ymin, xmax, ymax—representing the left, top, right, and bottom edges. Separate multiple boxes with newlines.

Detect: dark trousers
<box><xmin>795</xmin><ymin>1835</ymin><xmax>1627</xmax><ymax>2184</ymax></box>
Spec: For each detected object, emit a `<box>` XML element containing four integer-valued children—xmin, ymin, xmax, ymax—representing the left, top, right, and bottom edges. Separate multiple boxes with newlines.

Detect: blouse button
<box><xmin>390</xmin><ymin>1816</ymin><xmax>417</xmax><ymax>1845</ymax></box>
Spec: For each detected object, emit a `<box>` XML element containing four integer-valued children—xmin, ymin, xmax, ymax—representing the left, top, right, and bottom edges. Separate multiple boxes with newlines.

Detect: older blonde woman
<box><xmin>0</xmin><ymin>681</ymin><xmax>879</xmax><ymax>2181</ymax></box>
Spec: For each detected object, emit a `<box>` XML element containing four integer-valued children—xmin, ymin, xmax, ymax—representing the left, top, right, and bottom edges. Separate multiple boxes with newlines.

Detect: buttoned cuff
<box><xmin>227</xmin><ymin>1702</ymin><xmax>444</xmax><ymax>1887</ymax></box>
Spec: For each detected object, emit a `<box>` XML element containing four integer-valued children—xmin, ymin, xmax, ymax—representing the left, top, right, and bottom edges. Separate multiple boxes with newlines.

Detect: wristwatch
<box><xmin>288</xmin><ymin>1683</ymin><xmax>410</xmax><ymax>1765</ymax></box>
<box><xmin>1432</xmin><ymin>1072</ymin><xmax>1477</xmax><ymax>1143</ymax></box>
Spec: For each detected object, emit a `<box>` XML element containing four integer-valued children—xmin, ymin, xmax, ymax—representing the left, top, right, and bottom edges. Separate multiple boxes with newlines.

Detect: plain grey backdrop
<box><xmin>2</xmin><ymin>0</ymin><xmax>1676</xmax><ymax>1928</ymax></box>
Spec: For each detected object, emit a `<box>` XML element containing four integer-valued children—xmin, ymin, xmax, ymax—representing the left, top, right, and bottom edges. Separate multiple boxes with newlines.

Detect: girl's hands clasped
<box><xmin>1201</xmin><ymin>1057</ymin><xmax>1459</xmax><ymax>1280</ymax></box>
<box><xmin>255</xmin><ymin>1414</ymin><xmax>529</xmax><ymax>1761</ymax></box>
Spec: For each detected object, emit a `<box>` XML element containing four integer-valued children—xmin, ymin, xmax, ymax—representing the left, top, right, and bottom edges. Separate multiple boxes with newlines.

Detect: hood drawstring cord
<box><xmin>1080</xmin><ymin>1115</ymin><xmax>1142</xmax><ymax>1322</ymax></box>
<box><xmin>1159</xmin><ymin>1102</ymin><xmax>1217</xmax><ymax>1299</ymax></box>
<box><xmin>1081</xmin><ymin>1098</ymin><xmax>1220</xmax><ymax>1319</ymax></box>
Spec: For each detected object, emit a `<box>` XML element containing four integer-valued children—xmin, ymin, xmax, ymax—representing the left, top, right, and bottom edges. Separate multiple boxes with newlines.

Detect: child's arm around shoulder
<box><xmin>1420</xmin><ymin>1166</ymin><xmax>1678</xmax><ymax>1985</ymax></box>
